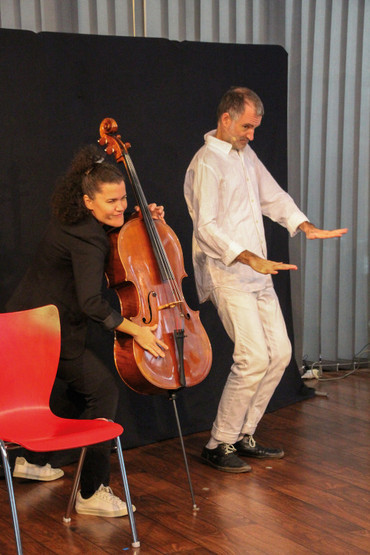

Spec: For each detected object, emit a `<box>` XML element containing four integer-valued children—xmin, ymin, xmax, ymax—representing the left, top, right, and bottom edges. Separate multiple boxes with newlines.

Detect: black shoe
<box><xmin>201</xmin><ymin>443</ymin><xmax>252</xmax><ymax>473</ymax></box>
<box><xmin>234</xmin><ymin>435</ymin><xmax>284</xmax><ymax>459</ymax></box>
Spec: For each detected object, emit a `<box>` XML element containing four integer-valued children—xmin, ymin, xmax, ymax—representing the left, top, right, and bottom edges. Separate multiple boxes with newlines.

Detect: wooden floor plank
<box><xmin>0</xmin><ymin>369</ymin><xmax>369</xmax><ymax>554</ymax></box>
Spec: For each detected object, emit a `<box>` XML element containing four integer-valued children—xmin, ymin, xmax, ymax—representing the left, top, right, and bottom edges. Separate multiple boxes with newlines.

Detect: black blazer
<box><xmin>6</xmin><ymin>215</ymin><xmax>123</xmax><ymax>359</ymax></box>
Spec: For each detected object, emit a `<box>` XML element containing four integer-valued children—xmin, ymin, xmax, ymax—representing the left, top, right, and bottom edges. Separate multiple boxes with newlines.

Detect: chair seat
<box><xmin>0</xmin><ymin>411</ymin><xmax>123</xmax><ymax>452</ymax></box>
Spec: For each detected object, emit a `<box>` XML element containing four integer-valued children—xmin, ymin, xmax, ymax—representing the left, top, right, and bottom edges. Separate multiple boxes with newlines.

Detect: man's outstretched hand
<box><xmin>235</xmin><ymin>250</ymin><xmax>298</xmax><ymax>275</ymax></box>
<box><xmin>234</xmin><ymin>221</ymin><xmax>348</xmax><ymax>276</ymax></box>
<box><xmin>299</xmin><ymin>221</ymin><xmax>348</xmax><ymax>239</ymax></box>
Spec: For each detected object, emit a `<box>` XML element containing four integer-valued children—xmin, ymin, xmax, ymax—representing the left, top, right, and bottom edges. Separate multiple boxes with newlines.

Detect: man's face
<box><xmin>218</xmin><ymin>102</ymin><xmax>262</xmax><ymax>150</ymax></box>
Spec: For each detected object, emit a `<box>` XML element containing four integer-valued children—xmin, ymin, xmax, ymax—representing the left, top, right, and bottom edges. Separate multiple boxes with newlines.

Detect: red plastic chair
<box><xmin>0</xmin><ymin>305</ymin><xmax>139</xmax><ymax>554</ymax></box>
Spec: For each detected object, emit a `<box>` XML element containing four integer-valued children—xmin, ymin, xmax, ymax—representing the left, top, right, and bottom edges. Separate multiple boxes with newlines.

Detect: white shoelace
<box><xmin>246</xmin><ymin>435</ymin><xmax>256</xmax><ymax>448</ymax></box>
<box><xmin>95</xmin><ymin>486</ymin><xmax>123</xmax><ymax>505</ymax></box>
<box><xmin>224</xmin><ymin>444</ymin><xmax>237</xmax><ymax>455</ymax></box>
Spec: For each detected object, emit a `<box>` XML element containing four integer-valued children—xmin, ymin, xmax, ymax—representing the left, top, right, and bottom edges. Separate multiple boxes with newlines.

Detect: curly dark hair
<box><xmin>52</xmin><ymin>144</ymin><xmax>124</xmax><ymax>224</ymax></box>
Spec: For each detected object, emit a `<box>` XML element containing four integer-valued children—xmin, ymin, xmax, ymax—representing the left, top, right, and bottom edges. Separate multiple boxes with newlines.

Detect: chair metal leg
<box><xmin>0</xmin><ymin>440</ymin><xmax>23</xmax><ymax>555</ymax></box>
<box><xmin>63</xmin><ymin>437</ymin><xmax>139</xmax><ymax>548</ymax></box>
<box><xmin>115</xmin><ymin>436</ymin><xmax>140</xmax><ymax>548</ymax></box>
<box><xmin>63</xmin><ymin>447</ymin><xmax>87</xmax><ymax>523</ymax></box>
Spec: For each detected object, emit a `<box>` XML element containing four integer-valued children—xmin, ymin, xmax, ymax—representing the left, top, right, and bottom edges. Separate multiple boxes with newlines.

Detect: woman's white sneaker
<box><xmin>13</xmin><ymin>457</ymin><xmax>64</xmax><ymax>481</ymax></box>
<box><xmin>75</xmin><ymin>484</ymin><xmax>136</xmax><ymax>517</ymax></box>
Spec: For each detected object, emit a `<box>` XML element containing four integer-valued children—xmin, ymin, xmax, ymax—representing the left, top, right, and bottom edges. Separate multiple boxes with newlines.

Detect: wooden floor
<box><xmin>1</xmin><ymin>369</ymin><xmax>369</xmax><ymax>554</ymax></box>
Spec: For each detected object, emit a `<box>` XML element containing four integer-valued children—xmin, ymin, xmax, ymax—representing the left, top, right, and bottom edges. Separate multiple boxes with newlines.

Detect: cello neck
<box><xmin>122</xmin><ymin>149</ymin><xmax>175</xmax><ymax>283</ymax></box>
<box><xmin>122</xmin><ymin>150</ymin><xmax>153</xmax><ymax>226</ymax></box>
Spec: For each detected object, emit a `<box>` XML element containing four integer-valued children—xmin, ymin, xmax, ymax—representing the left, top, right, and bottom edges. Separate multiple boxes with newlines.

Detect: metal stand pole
<box><xmin>168</xmin><ymin>393</ymin><xmax>199</xmax><ymax>511</ymax></box>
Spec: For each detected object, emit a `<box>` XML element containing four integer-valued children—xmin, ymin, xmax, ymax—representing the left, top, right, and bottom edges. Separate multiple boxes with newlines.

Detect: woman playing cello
<box><xmin>6</xmin><ymin>144</ymin><xmax>167</xmax><ymax>517</ymax></box>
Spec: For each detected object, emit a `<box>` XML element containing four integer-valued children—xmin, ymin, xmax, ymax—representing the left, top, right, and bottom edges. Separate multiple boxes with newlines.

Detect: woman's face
<box><xmin>83</xmin><ymin>180</ymin><xmax>127</xmax><ymax>227</ymax></box>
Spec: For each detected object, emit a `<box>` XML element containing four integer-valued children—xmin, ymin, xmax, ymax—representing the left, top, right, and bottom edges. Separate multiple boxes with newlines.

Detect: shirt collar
<box><xmin>204</xmin><ymin>129</ymin><xmax>249</xmax><ymax>156</ymax></box>
<box><xmin>204</xmin><ymin>130</ymin><xmax>234</xmax><ymax>155</ymax></box>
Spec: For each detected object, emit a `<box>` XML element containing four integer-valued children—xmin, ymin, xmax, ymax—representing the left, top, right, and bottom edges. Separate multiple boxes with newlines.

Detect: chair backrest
<box><xmin>0</xmin><ymin>305</ymin><xmax>61</xmax><ymax>416</ymax></box>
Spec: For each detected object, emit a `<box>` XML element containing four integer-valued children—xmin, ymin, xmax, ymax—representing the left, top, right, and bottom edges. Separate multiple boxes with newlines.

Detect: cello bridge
<box><xmin>158</xmin><ymin>300</ymin><xmax>182</xmax><ymax>311</ymax></box>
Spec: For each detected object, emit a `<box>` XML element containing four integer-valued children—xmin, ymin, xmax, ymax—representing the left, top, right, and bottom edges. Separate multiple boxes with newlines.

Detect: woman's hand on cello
<box><xmin>133</xmin><ymin>324</ymin><xmax>168</xmax><ymax>358</ymax></box>
<box><xmin>116</xmin><ymin>319</ymin><xmax>167</xmax><ymax>358</ymax></box>
<box><xmin>133</xmin><ymin>203</ymin><xmax>165</xmax><ymax>221</ymax></box>
<box><xmin>148</xmin><ymin>203</ymin><xmax>165</xmax><ymax>220</ymax></box>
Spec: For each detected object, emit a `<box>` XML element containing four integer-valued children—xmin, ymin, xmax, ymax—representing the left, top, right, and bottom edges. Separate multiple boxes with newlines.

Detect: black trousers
<box><xmin>26</xmin><ymin>340</ymin><xmax>120</xmax><ymax>498</ymax></box>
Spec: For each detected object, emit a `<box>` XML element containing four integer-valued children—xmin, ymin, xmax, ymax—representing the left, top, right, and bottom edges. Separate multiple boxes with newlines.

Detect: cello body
<box><xmin>106</xmin><ymin>203</ymin><xmax>212</xmax><ymax>395</ymax></box>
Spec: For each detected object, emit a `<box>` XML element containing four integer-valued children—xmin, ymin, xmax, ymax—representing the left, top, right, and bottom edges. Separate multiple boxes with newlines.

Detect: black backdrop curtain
<box><xmin>0</xmin><ymin>29</ymin><xmax>313</xmax><ymax>450</ymax></box>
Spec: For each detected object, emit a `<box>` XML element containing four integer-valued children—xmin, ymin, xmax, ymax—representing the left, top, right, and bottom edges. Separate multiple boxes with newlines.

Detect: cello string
<box><xmin>123</xmin><ymin>153</ymin><xmax>187</xmax><ymax>328</ymax></box>
<box><xmin>138</xmin><ymin>196</ymin><xmax>186</xmax><ymax>324</ymax></box>
<box><xmin>123</xmin><ymin>156</ymin><xmax>182</xmax><ymax>327</ymax></box>
<box><xmin>124</xmin><ymin>152</ymin><xmax>184</xmax><ymax>312</ymax></box>
<box><xmin>125</xmin><ymin>153</ymin><xmax>172</xmax><ymax>281</ymax></box>
<box><xmin>124</xmin><ymin>152</ymin><xmax>170</xmax><ymax>276</ymax></box>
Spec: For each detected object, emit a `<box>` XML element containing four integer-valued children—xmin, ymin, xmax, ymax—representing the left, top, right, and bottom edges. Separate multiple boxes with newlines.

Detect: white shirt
<box><xmin>184</xmin><ymin>130</ymin><xmax>308</xmax><ymax>303</ymax></box>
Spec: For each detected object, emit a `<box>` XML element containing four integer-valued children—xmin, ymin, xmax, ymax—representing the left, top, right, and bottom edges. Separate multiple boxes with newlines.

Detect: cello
<box><xmin>98</xmin><ymin>118</ymin><xmax>212</xmax><ymax>396</ymax></box>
